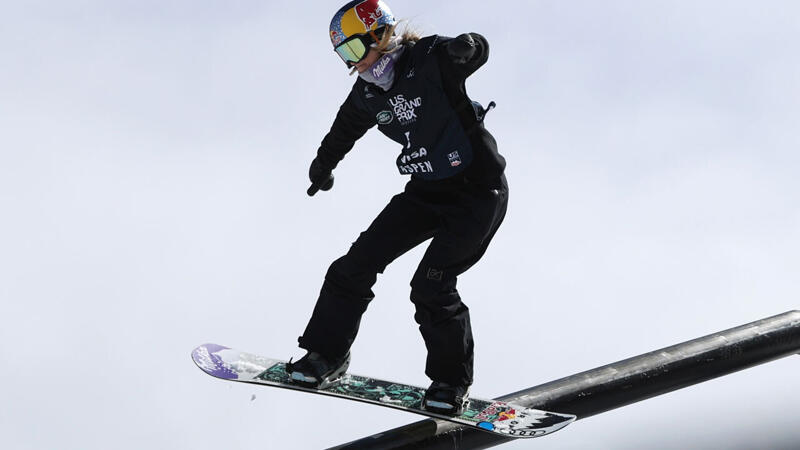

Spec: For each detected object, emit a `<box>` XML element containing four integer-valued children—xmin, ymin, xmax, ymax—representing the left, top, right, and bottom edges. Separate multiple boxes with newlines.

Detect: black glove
<box><xmin>446</xmin><ymin>33</ymin><xmax>476</xmax><ymax>64</ymax></box>
<box><xmin>307</xmin><ymin>157</ymin><xmax>334</xmax><ymax>196</ymax></box>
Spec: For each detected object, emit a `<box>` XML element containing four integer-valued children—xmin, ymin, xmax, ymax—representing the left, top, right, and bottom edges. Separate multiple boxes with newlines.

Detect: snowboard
<box><xmin>192</xmin><ymin>343</ymin><xmax>575</xmax><ymax>438</ymax></box>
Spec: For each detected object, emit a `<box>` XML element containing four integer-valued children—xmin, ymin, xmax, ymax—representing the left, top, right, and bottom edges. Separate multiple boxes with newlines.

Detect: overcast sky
<box><xmin>1</xmin><ymin>1</ymin><xmax>798</xmax><ymax>449</ymax></box>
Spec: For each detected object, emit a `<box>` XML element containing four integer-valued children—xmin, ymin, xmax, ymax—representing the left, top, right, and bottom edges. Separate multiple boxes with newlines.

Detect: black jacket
<box><xmin>315</xmin><ymin>33</ymin><xmax>505</xmax><ymax>186</ymax></box>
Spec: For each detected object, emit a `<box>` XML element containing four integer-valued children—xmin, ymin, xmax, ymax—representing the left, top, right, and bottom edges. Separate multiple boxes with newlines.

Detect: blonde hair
<box><xmin>375</xmin><ymin>21</ymin><xmax>422</xmax><ymax>54</ymax></box>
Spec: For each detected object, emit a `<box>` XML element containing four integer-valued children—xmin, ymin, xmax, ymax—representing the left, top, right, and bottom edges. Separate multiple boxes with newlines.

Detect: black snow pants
<box><xmin>298</xmin><ymin>174</ymin><xmax>508</xmax><ymax>386</ymax></box>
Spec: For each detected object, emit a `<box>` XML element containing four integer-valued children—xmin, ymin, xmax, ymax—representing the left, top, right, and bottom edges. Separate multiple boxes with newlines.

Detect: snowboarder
<box><xmin>287</xmin><ymin>0</ymin><xmax>508</xmax><ymax>416</ymax></box>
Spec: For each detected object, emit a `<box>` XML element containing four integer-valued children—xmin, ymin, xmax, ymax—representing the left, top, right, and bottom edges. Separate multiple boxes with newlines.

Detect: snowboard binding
<box><xmin>423</xmin><ymin>381</ymin><xmax>471</xmax><ymax>416</ymax></box>
<box><xmin>286</xmin><ymin>351</ymin><xmax>351</xmax><ymax>389</ymax></box>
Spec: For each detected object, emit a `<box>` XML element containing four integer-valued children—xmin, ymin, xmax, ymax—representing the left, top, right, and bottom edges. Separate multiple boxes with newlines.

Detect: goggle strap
<box><xmin>368</xmin><ymin>30</ymin><xmax>381</xmax><ymax>45</ymax></box>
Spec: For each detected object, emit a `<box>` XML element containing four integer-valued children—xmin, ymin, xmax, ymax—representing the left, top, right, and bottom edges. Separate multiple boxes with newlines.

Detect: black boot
<box><xmin>423</xmin><ymin>381</ymin><xmax>471</xmax><ymax>416</ymax></box>
<box><xmin>286</xmin><ymin>351</ymin><xmax>350</xmax><ymax>389</ymax></box>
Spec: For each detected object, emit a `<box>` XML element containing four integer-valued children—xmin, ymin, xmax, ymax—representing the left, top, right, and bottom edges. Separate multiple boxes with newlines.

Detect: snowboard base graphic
<box><xmin>192</xmin><ymin>343</ymin><xmax>575</xmax><ymax>438</ymax></box>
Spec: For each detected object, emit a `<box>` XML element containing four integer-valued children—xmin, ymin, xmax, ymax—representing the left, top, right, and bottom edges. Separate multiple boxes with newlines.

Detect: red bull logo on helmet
<box><xmin>330</xmin><ymin>0</ymin><xmax>396</xmax><ymax>48</ymax></box>
<box><xmin>355</xmin><ymin>0</ymin><xmax>384</xmax><ymax>32</ymax></box>
<box><xmin>331</xmin><ymin>29</ymin><xmax>345</xmax><ymax>45</ymax></box>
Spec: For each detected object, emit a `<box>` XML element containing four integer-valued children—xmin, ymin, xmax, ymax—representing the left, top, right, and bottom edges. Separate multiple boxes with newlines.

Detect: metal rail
<box><xmin>329</xmin><ymin>310</ymin><xmax>800</xmax><ymax>449</ymax></box>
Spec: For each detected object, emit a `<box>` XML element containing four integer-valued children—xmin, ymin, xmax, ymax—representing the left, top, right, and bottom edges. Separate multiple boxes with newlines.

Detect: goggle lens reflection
<box><xmin>335</xmin><ymin>37</ymin><xmax>369</xmax><ymax>65</ymax></box>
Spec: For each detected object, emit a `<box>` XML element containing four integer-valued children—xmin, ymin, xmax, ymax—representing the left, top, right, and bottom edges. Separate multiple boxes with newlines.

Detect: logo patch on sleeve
<box><xmin>376</xmin><ymin>110</ymin><xmax>394</xmax><ymax>125</ymax></box>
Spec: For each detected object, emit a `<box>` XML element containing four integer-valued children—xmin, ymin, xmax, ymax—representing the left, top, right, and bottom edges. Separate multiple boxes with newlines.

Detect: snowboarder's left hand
<box><xmin>307</xmin><ymin>157</ymin><xmax>335</xmax><ymax>196</ymax></box>
<box><xmin>446</xmin><ymin>33</ymin><xmax>477</xmax><ymax>64</ymax></box>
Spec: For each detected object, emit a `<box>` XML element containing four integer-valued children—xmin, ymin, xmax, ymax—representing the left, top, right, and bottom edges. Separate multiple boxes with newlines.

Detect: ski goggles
<box><xmin>334</xmin><ymin>32</ymin><xmax>380</xmax><ymax>67</ymax></box>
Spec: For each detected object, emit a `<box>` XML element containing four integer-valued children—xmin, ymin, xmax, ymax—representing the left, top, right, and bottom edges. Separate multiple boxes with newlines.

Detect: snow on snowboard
<box><xmin>192</xmin><ymin>343</ymin><xmax>575</xmax><ymax>438</ymax></box>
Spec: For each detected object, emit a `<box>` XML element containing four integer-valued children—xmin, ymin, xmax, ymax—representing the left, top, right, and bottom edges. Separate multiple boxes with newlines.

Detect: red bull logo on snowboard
<box><xmin>498</xmin><ymin>409</ymin><xmax>517</xmax><ymax>421</ymax></box>
<box><xmin>475</xmin><ymin>403</ymin><xmax>517</xmax><ymax>423</ymax></box>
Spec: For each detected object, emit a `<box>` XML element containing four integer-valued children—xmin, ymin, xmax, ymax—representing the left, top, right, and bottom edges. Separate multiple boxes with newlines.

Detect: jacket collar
<box><xmin>362</xmin><ymin>40</ymin><xmax>417</xmax><ymax>95</ymax></box>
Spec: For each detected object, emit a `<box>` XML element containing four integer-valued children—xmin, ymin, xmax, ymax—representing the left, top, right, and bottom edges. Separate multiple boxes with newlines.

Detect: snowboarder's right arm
<box><xmin>308</xmin><ymin>86</ymin><xmax>376</xmax><ymax>196</ymax></box>
<box><xmin>441</xmin><ymin>33</ymin><xmax>490</xmax><ymax>80</ymax></box>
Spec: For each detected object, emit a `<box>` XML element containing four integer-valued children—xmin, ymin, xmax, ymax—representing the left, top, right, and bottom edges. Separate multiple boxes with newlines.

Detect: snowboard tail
<box><xmin>192</xmin><ymin>343</ymin><xmax>575</xmax><ymax>439</ymax></box>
